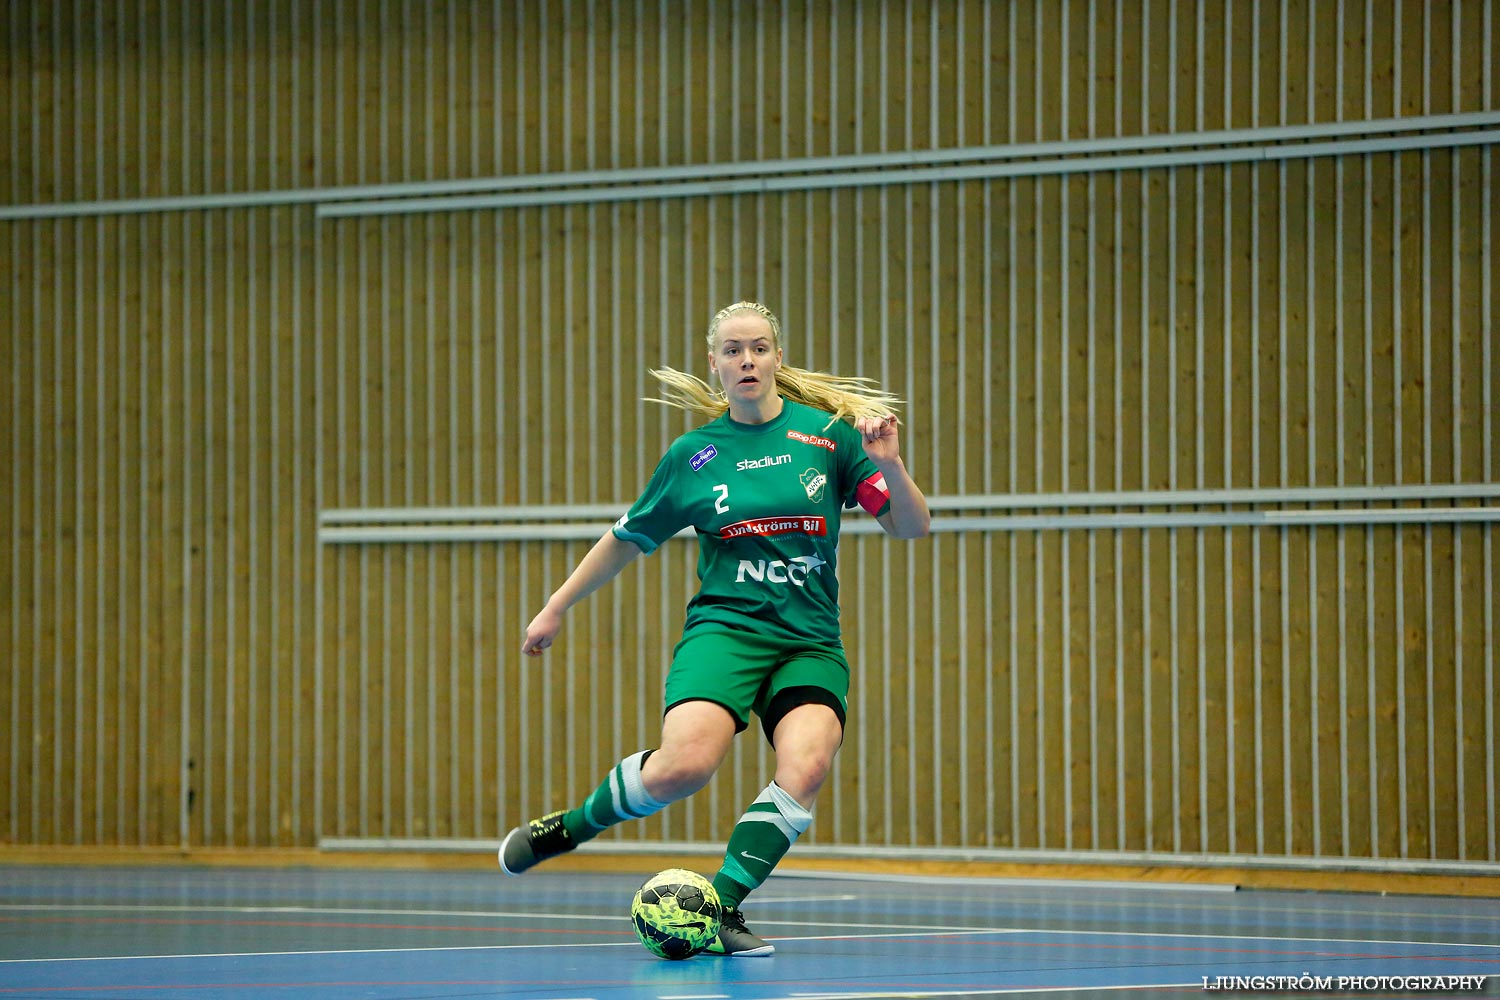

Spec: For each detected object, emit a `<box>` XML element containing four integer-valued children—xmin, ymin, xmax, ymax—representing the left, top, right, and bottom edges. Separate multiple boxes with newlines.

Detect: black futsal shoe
<box><xmin>498</xmin><ymin>810</ymin><xmax>577</xmax><ymax>876</ymax></box>
<box><xmin>705</xmin><ymin>906</ymin><xmax>775</xmax><ymax>957</ymax></box>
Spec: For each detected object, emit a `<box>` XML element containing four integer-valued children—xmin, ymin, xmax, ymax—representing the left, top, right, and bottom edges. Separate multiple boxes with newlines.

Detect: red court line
<box><xmin>924</xmin><ymin>936</ymin><xmax>1500</xmax><ymax>966</ymax></box>
<box><xmin>0</xmin><ymin>977</ymin><xmax>709</xmax><ymax>995</ymax></box>
<box><xmin>0</xmin><ymin>915</ymin><xmax>626</xmax><ymax>937</ymax></box>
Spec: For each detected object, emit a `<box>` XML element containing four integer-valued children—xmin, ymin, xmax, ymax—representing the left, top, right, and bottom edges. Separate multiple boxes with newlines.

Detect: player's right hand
<box><xmin>521</xmin><ymin>606</ymin><xmax>564</xmax><ymax>656</ymax></box>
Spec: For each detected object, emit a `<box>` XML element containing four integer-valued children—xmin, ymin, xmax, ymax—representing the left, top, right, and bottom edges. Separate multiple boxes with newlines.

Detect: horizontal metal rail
<box><xmin>317</xmin><ymin>836</ymin><xmax>1500</xmax><ymax>877</ymax></box>
<box><xmin>924</xmin><ymin>482</ymin><xmax>1500</xmax><ymax>511</ymax></box>
<box><xmin>317</xmin><ymin>506</ymin><xmax>1500</xmax><ymax>544</ymax></box>
<box><xmin>321</xmin><ymin>503</ymin><xmax>629</xmax><ymax>525</ymax></box>
<box><xmin>315</xmin><ymin>130</ymin><xmax>1500</xmax><ymax>217</ymax></box>
<box><xmin>4</xmin><ymin>111</ymin><xmax>1497</xmax><ymax>220</ymax></box>
<box><xmin>318</xmin><ymin>483</ymin><xmax>1500</xmax><ymax>526</ymax></box>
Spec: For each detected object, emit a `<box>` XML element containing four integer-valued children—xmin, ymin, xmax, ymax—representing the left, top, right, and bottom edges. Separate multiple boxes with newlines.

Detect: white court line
<box><xmin>987</xmin><ymin>926</ymin><xmax>1500</xmax><ymax>951</ymax></box>
<box><xmin>781</xmin><ymin>987</ymin><xmax>1200</xmax><ymax>999</ymax></box>
<box><xmin>778</xmin><ymin>924</ymin><xmax>1500</xmax><ymax>954</ymax></box>
<box><xmin>772</xmin><ymin>867</ymin><xmax>1235</xmax><ymax>893</ymax></box>
<box><xmin>0</xmin><ymin>902</ymin><xmax>983</xmax><ymax>934</ymax></box>
<box><xmin>779</xmin><ymin>872</ymin><xmax>1500</xmax><ymax>932</ymax></box>
<box><xmin>0</xmin><ymin>941</ymin><xmax>642</xmax><ymax>964</ymax></box>
<box><xmin>0</xmin><ymin>929</ymin><xmax>1015</xmax><ymax>965</ymax></box>
<box><xmin>4</xmin><ymin>918</ymin><xmax>1498</xmax><ymax>968</ymax></box>
<box><xmin>9</xmin><ymin>894</ymin><xmax>1493</xmax><ymax>928</ymax></box>
<box><xmin>777</xmin><ymin>871</ymin><xmax>1500</xmax><ymax>922</ymax></box>
<box><xmin>6</xmin><ymin>902</ymin><xmax>1500</xmax><ymax>950</ymax></box>
<box><xmin>0</xmin><ymin>897</ymin><xmax>856</xmax><ymax>917</ymax></box>
<box><xmin>0</xmin><ymin>903</ymin><xmax>619</xmax><ymax>922</ymax></box>
<box><xmin>5</xmin><ymin>904</ymin><xmax>1498</xmax><ymax>950</ymax></box>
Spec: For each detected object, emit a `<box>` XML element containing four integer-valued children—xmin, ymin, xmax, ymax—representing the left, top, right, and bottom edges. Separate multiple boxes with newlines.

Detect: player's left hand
<box><xmin>855</xmin><ymin>413</ymin><xmax>901</xmax><ymax>466</ymax></box>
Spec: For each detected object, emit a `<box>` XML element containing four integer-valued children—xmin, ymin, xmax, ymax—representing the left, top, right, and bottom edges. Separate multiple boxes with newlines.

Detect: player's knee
<box><xmin>774</xmin><ymin>751</ymin><xmax>834</xmax><ymax>804</ymax></box>
<box><xmin>642</xmin><ymin>746</ymin><xmax>720</xmax><ymax>801</ymax></box>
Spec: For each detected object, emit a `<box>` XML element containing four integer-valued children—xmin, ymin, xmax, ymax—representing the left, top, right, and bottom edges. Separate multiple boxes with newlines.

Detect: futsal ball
<box><xmin>630</xmin><ymin>868</ymin><xmax>722</xmax><ymax>960</ymax></box>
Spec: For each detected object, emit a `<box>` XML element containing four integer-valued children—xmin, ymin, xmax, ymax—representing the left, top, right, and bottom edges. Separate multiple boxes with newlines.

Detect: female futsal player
<box><xmin>500</xmin><ymin>301</ymin><xmax>930</xmax><ymax>956</ymax></box>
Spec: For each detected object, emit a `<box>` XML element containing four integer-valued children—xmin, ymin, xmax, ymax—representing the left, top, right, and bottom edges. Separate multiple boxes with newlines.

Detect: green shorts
<box><xmin>665</xmin><ymin>630</ymin><xmax>850</xmax><ymax>744</ymax></box>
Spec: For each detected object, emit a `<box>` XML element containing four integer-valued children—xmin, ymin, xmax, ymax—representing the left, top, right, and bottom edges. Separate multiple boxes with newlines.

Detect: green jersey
<box><xmin>612</xmin><ymin>398</ymin><xmax>893</xmax><ymax>648</ymax></box>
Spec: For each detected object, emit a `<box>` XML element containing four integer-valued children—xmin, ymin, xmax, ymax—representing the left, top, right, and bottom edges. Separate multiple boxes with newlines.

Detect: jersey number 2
<box><xmin>712</xmin><ymin>484</ymin><xmax>730</xmax><ymax>514</ymax></box>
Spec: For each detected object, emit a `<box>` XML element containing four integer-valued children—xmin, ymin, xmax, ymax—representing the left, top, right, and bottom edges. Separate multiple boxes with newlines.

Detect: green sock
<box><xmin>712</xmin><ymin>781</ymin><xmax>813</xmax><ymax>909</ymax></box>
<box><xmin>560</xmin><ymin>750</ymin><xmax>668</xmax><ymax>842</ymax></box>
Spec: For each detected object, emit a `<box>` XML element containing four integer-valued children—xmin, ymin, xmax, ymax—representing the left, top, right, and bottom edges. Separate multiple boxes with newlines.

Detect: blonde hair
<box><xmin>647</xmin><ymin>301</ymin><xmax>900</xmax><ymax>428</ymax></box>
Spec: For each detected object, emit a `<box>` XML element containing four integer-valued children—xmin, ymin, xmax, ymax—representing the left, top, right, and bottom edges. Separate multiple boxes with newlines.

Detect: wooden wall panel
<box><xmin>2</xmin><ymin>1</ymin><xmax>1497</xmax><ymax>865</ymax></box>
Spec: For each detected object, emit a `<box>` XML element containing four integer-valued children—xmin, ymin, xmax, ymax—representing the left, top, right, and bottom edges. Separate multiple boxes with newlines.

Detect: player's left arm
<box><xmin>854</xmin><ymin>414</ymin><xmax>931</xmax><ymax>540</ymax></box>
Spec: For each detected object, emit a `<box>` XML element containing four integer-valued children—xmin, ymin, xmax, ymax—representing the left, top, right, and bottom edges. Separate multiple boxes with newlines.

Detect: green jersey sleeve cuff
<box><xmin>611</xmin><ymin>522</ymin><xmax>660</xmax><ymax>554</ymax></box>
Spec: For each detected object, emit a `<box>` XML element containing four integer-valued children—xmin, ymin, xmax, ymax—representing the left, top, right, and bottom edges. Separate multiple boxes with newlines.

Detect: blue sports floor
<box><xmin>1</xmin><ymin>864</ymin><xmax>1497</xmax><ymax>998</ymax></box>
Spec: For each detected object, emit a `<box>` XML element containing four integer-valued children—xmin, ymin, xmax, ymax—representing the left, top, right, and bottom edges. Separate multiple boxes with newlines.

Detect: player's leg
<box><xmin>500</xmin><ymin>632</ymin><xmax>765</xmax><ymax>877</ymax></box>
<box><xmin>713</xmin><ymin>697</ymin><xmax>839</xmax><ymax>907</ymax></box>
<box><xmin>639</xmin><ymin>699</ymin><xmax>738</xmax><ymax>800</ymax></box>
<box><xmin>707</xmin><ymin>650</ymin><xmax>848</xmax><ymax>957</ymax></box>
<box><xmin>499</xmin><ymin>701</ymin><xmax>735</xmax><ymax>876</ymax></box>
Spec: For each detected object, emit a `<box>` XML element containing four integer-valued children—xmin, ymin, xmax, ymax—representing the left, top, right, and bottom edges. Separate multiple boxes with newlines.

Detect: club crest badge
<box><xmin>800</xmin><ymin>468</ymin><xmax>827</xmax><ymax>502</ymax></box>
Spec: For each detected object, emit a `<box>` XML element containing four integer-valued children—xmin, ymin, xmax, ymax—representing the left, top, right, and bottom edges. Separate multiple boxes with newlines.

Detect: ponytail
<box><xmin>646</xmin><ymin>301</ymin><xmax>901</xmax><ymax>429</ymax></box>
<box><xmin>647</xmin><ymin>364</ymin><xmax>899</xmax><ymax>429</ymax></box>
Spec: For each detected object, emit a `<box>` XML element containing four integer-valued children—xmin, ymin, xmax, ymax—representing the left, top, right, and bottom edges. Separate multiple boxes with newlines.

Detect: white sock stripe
<box><xmin>765</xmin><ymin>781</ymin><xmax>813</xmax><ymax>835</ymax></box>
<box><xmin>619</xmin><ymin>750</ymin><xmax>668</xmax><ymax>816</ymax></box>
<box><xmin>608</xmin><ymin>768</ymin><xmax>626</xmax><ymax>818</ymax></box>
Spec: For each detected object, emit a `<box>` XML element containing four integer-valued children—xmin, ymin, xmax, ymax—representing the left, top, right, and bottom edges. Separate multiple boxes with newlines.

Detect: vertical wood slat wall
<box><xmin>2</xmin><ymin>1</ymin><xmax>1496</xmax><ymax>861</ymax></box>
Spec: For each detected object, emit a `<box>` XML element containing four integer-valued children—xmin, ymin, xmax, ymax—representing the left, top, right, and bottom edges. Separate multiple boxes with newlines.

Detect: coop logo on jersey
<box><xmin>787</xmin><ymin>429</ymin><xmax>836</xmax><ymax>452</ymax></box>
<box><xmin>735</xmin><ymin>554</ymin><xmax>828</xmax><ymax>586</ymax></box>
<box><xmin>799</xmin><ymin>468</ymin><xmax>827</xmax><ymax>502</ymax></box>
<box><xmin>689</xmin><ymin>444</ymin><xmax>718</xmax><ymax>471</ymax></box>
<box><xmin>720</xmin><ymin>515</ymin><xmax>827</xmax><ymax>539</ymax></box>
<box><xmin>736</xmin><ymin>453</ymin><xmax>791</xmax><ymax>471</ymax></box>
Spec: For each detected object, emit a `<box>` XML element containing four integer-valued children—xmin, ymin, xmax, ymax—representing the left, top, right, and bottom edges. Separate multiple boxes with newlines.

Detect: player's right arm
<box><xmin>524</xmin><ymin>443</ymin><xmax>690</xmax><ymax>656</ymax></box>
<box><xmin>521</xmin><ymin>530</ymin><xmax>643</xmax><ymax>656</ymax></box>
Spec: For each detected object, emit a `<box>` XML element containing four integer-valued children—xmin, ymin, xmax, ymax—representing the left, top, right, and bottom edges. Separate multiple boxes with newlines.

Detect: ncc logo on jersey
<box><xmin>736</xmin><ymin>555</ymin><xmax>828</xmax><ymax>587</ymax></box>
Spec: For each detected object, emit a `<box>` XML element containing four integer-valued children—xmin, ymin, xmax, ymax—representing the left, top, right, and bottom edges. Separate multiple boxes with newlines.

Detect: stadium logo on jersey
<box><xmin>800</xmin><ymin>468</ymin><xmax>827</xmax><ymax>502</ymax></box>
<box><xmin>736</xmin><ymin>453</ymin><xmax>791</xmax><ymax>471</ymax></box>
<box><xmin>787</xmin><ymin>429</ymin><xmax>836</xmax><ymax>451</ymax></box>
<box><xmin>720</xmin><ymin>515</ymin><xmax>827</xmax><ymax>539</ymax></box>
<box><xmin>735</xmin><ymin>554</ymin><xmax>828</xmax><ymax>586</ymax></box>
<box><xmin>689</xmin><ymin>444</ymin><xmax>718</xmax><ymax>471</ymax></box>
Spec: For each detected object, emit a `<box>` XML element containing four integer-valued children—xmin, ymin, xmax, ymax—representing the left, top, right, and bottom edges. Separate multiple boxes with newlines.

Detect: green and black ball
<box><xmin>630</xmin><ymin>868</ymin><xmax>723</xmax><ymax>960</ymax></box>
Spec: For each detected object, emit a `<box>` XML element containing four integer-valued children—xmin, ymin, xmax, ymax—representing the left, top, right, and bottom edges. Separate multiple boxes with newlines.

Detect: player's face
<box><xmin>709</xmin><ymin>314</ymin><xmax>782</xmax><ymax>403</ymax></box>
